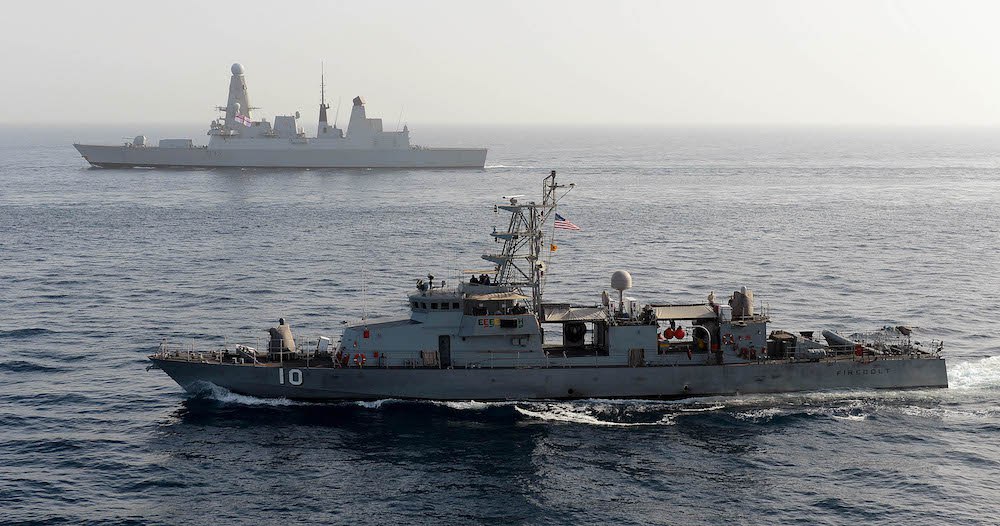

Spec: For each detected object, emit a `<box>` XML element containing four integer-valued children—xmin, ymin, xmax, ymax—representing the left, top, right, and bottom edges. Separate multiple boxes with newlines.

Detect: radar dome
<box><xmin>611</xmin><ymin>270</ymin><xmax>633</xmax><ymax>292</ymax></box>
<box><xmin>231</xmin><ymin>63</ymin><xmax>245</xmax><ymax>75</ymax></box>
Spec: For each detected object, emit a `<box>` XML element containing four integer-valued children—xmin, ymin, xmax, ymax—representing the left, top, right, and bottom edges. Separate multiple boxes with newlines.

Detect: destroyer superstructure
<box><xmin>74</xmin><ymin>63</ymin><xmax>487</xmax><ymax>169</ymax></box>
<box><xmin>150</xmin><ymin>171</ymin><xmax>948</xmax><ymax>400</ymax></box>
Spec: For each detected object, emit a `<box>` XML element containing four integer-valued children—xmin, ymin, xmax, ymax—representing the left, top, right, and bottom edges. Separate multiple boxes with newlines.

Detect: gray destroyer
<box><xmin>74</xmin><ymin>63</ymin><xmax>487</xmax><ymax>169</ymax></box>
<box><xmin>150</xmin><ymin>171</ymin><xmax>948</xmax><ymax>400</ymax></box>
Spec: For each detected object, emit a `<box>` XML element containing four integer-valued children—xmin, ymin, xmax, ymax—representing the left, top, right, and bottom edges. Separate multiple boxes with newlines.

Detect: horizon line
<box><xmin>4</xmin><ymin>121</ymin><xmax>1000</xmax><ymax>129</ymax></box>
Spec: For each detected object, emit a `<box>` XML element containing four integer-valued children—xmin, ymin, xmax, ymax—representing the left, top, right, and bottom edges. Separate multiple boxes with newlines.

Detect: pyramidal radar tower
<box><xmin>72</xmin><ymin>62</ymin><xmax>488</xmax><ymax>169</ymax></box>
<box><xmin>223</xmin><ymin>63</ymin><xmax>252</xmax><ymax>128</ymax></box>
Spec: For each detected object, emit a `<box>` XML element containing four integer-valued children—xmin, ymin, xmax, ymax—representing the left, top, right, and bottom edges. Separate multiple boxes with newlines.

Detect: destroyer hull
<box><xmin>73</xmin><ymin>144</ymin><xmax>488</xmax><ymax>169</ymax></box>
<box><xmin>150</xmin><ymin>357</ymin><xmax>948</xmax><ymax>401</ymax></box>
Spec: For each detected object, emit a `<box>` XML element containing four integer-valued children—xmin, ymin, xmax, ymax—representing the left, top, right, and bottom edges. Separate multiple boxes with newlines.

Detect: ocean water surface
<box><xmin>1</xmin><ymin>125</ymin><xmax>999</xmax><ymax>525</ymax></box>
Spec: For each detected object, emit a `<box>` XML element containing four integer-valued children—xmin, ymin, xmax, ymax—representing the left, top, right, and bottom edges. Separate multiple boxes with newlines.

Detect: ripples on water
<box><xmin>1</xmin><ymin>126</ymin><xmax>999</xmax><ymax>525</ymax></box>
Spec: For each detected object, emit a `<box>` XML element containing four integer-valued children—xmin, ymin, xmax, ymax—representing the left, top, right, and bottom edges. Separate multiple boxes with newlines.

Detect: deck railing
<box><xmin>152</xmin><ymin>329</ymin><xmax>943</xmax><ymax>370</ymax></box>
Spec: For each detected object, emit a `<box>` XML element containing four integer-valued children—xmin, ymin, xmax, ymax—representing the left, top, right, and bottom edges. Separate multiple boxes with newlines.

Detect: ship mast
<box><xmin>484</xmin><ymin>171</ymin><xmax>573</xmax><ymax>318</ymax></box>
<box><xmin>318</xmin><ymin>62</ymin><xmax>330</xmax><ymax>127</ymax></box>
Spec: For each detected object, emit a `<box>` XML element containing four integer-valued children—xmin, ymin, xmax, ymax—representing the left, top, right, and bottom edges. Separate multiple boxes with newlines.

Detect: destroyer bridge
<box><xmin>148</xmin><ymin>171</ymin><xmax>947</xmax><ymax>400</ymax></box>
<box><xmin>74</xmin><ymin>63</ymin><xmax>487</xmax><ymax>169</ymax></box>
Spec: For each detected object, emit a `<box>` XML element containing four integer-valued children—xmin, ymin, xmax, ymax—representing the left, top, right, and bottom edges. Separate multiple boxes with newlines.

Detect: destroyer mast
<box><xmin>317</xmin><ymin>63</ymin><xmax>331</xmax><ymax>136</ymax></box>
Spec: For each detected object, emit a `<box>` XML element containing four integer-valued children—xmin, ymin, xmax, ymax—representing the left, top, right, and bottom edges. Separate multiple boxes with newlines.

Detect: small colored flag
<box><xmin>235</xmin><ymin>114</ymin><xmax>252</xmax><ymax>127</ymax></box>
<box><xmin>554</xmin><ymin>213</ymin><xmax>581</xmax><ymax>231</ymax></box>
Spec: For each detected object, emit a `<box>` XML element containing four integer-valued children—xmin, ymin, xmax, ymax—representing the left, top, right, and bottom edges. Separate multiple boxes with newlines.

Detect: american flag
<box><xmin>235</xmin><ymin>114</ymin><xmax>251</xmax><ymax>127</ymax></box>
<box><xmin>554</xmin><ymin>213</ymin><xmax>581</xmax><ymax>231</ymax></box>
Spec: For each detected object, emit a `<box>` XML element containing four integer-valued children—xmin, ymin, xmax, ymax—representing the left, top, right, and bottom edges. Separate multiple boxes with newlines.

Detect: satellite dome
<box><xmin>231</xmin><ymin>63</ymin><xmax>245</xmax><ymax>75</ymax></box>
<box><xmin>611</xmin><ymin>270</ymin><xmax>633</xmax><ymax>292</ymax></box>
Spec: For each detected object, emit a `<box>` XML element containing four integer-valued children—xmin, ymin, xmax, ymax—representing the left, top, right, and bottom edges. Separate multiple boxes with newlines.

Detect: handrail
<box><xmin>152</xmin><ymin>327</ymin><xmax>942</xmax><ymax>370</ymax></box>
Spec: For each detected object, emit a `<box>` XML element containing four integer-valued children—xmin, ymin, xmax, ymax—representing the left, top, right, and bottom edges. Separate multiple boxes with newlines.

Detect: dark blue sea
<box><xmin>2</xmin><ymin>125</ymin><xmax>999</xmax><ymax>525</ymax></box>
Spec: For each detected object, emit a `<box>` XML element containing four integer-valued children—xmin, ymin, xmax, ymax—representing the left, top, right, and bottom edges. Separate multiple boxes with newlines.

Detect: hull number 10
<box><xmin>278</xmin><ymin>368</ymin><xmax>303</xmax><ymax>386</ymax></box>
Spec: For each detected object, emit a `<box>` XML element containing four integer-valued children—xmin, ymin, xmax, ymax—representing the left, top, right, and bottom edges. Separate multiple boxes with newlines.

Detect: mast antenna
<box><xmin>485</xmin><ymin>170</ymin><xmax>573</xmax><ymax>319</ymax></box>
<box><xmin>318</xmin><ymin>62</ymin><xmax>331</xmax><ymax>127</ymax></box>
<box><xmin>320</xmin><ymin>62</ymin><xmax>326</xmax><ymax>106</ymax></box>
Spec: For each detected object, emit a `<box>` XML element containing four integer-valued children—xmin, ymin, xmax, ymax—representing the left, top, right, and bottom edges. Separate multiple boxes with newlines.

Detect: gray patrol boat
<box><xmin>150</xmin><ymin>171</ymin><xmax>948</xmax><ymax>400</ymax></box>
<box><xmin>74</xmin><ymin>63</ymin><xmax>487</xmax><ymax>169</ymax></box>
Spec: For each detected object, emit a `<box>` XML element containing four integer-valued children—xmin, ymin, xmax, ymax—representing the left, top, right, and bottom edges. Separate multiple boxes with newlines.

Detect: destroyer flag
<box><xmin>554</xmin><ymin>213</ymin><xmax>581</xmax><ymax>231</ymax></box>
<box><xmin>235</xmin><ymin>114</ymin><xmax>251</xmax><ymax>127</ymax></box>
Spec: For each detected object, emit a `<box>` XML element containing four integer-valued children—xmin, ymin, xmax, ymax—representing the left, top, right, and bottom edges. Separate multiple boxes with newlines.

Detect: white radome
<box><xmin>231</xmin><ymin>63</ymin><xmax>245</xmax><ymax>75</ymax></box>
<box><xmin>611</xmin><ymin>270</ymin><xmax>633</xmax><ymax>292</ymax></box>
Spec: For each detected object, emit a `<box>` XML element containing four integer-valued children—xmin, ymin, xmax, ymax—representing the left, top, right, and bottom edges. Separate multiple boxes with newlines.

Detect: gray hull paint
<box><xmin>151</xmin><ymin>357</ymin><xmax>948</xmax><ymax>401</ymax></box>
<box><xmin>73</xmin><ymin>144</ymin><xmax>488</xmax><ymax>169</ymax></box>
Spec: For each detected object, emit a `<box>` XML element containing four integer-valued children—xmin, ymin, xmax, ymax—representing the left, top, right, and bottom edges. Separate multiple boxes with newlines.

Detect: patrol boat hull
<box><xmin>74</xmin><ymin>144</ymin><xmax>488</xmax><ymax>169</ymax></box>
<box><xmin>148</xmin><ymin>171</ymin><xmax>949</xmax><ymax>402</ymax></box>
<box><xmin>150</xmin><ymin>356</ymin><xmax>948</xmax><ymax>401</ymax></box>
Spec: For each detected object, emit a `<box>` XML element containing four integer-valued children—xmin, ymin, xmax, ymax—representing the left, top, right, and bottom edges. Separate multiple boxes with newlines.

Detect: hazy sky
<box><xmin>3</xmin><ymin>0</ymin><xmax>1000</xmax><ymax>126</ymax></box>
